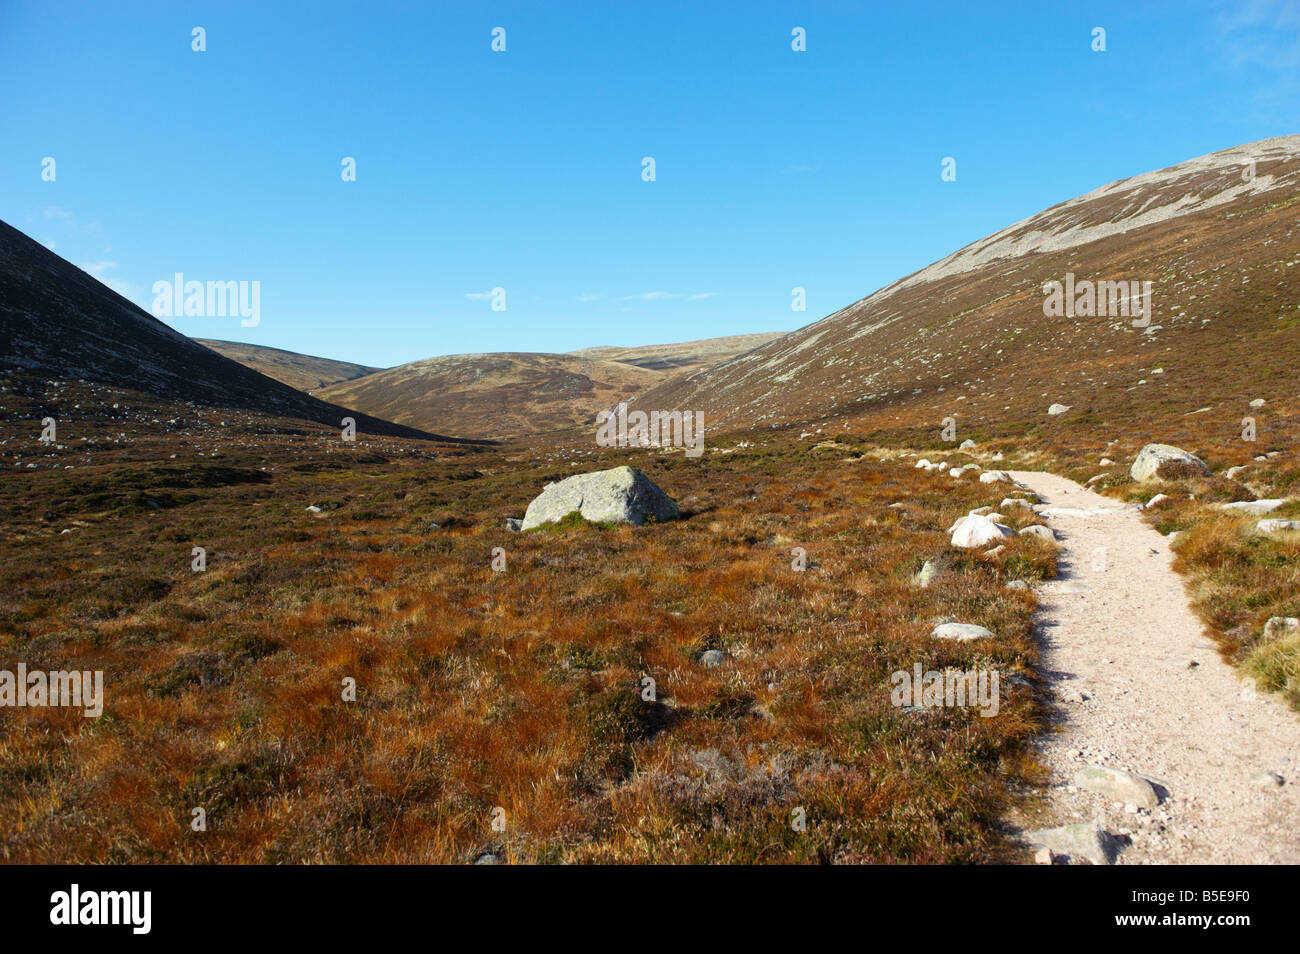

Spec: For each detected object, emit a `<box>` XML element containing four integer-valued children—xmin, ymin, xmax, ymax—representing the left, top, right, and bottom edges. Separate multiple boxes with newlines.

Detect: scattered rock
<box><xmin>1021</xmin><ymin>524</ymin><xmax>1057</xmax><ymax>542</ymax></box>
<box><xmin>949</xmin><ymin>513</ymin><xmax>1017</xmax><ymax>549</ymax></box>
<box><xmin>1249</xmin><ymin>398</ymin><xmax>1266</xmax><ymax>408</ymax></box>
<box><xmin>1248</xmin><ymin>771</ymin><xmax>1284</xmax><ymax>789</ymax></box>
<box><xmin>1002</xmin><ymin>497</ymin><xmax>1032</xmax><ymax>511</ymax></box>
<box><xmin>1219</xmin><ymin>498</ymin><xmax>1286</xmax><ymax>516</ymax></box>
<box><xmin>1145</xmin><ymin>493</ymin><xmax>1170</xmax><ymax>509</ymax></box>
<box><xmin>1263</xmin><ymin>616</ymin><xmax>1299</xmax><ymax>643</ymax></box>
<box><xmin>979</xmin><ymin>470</ymin><xmax>1011</xmax><ymax>484</ymax></box>
<box><xmin>1225</xmin><ymin>465</ymin><xmax>1248</xmax><ymax>480</ymax></box>
<box><xmin>959</xmin><ymin>439</ymin><xmax>976</xmax><ymax>450</ymax></box>
<box><xmin>1130</xmin><ymin>443</ymin><xmax>1210</xmax><ymax>482</ymax></box>
<box><xmin>1034</xmin><ymin>846</ymin><xmax>1054</xmax><ymax>865</ymax></box>
<box><xmin>1005</xmin><ymin>579</ymin><xmax>1029</xmax><ymax>591</ymax></box>
<box><xmin>931</xmin><ymin>622</ymin><xmax>993</xmax><ymax>642</ymax></box>
<box><xmin>1047</xmin><ymin>403</ymin><xmax>1071</xmax><ymax>416</ymax></box>
<box><xmin>520</xmin><ymin>465</ymin><xmax>679</xmax><ymax>530</ymax></box>
<box><xmin>699</xmin><ymin>649</ymin><xmax>728</xmax><ymax>667</ymax></box>
<box><xmin>504</xmin><ymin>517</ymin><xmax>522</xmax><ymax>532</ymax></box>
<box><xmin>912</xmin><ymin>560</ymin><xmax>939</xmax><ymax>588</ymax></box>
<box><xmin>1073</xmin><ymin>765</ymin><xmax>1163</xmax><ymax>809</ymax></box>
<box><xmin>1256</xmin><ymin>519</ymin><xmax>1300</xmax><ymax>534</ymax></box>
<box><xmin>1022</xmin><ymin>824</ymin><xmax>1119</xmax><ymax>865</ymax></box>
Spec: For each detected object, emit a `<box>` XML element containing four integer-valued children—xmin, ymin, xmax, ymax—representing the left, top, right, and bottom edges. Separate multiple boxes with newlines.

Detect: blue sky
<box><xmin>3</xmin><ymin>0</ymin><xmax>1297</xmax><ymax>368</ymax></box>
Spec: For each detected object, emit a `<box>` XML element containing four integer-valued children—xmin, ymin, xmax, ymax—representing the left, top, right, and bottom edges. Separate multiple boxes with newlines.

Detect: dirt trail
<box><xmin>1007</xmin><ymin>471</ymin><xmax>1300</xmax><ymax>864</ymax></box>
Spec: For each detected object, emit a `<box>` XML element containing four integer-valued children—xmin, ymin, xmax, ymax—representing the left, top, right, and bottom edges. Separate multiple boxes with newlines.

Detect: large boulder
<box><xmin>520</xmin><ymin>465</ymin><xmax>679</xmax><ymax>530</ymax></box>
<box><xmin>1130</xmin><ymin>443</ymin><xmax>1210</xmax><ymax>482</ymax></box>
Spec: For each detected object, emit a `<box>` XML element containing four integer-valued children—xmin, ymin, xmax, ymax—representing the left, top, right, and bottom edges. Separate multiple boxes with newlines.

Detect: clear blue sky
<box><xmin>2</xmin><ymin>1</ymin><xmax>1297</xmax><ymax>367</ymax></box>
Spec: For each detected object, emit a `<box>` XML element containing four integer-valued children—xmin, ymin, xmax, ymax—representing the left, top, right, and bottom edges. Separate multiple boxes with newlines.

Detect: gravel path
<box><xmin>1007</xmin><ymin>471</ymin><xmax>1300</xmax><ymax>864</ymax></box>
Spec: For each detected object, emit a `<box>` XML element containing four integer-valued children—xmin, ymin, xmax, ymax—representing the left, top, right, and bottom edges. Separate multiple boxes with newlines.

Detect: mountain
<box><xmin>315</xmin><ymin>352</ymin><xmax>664</xmax><ymax>441</ymax></box>
<box><xmin>638</xmin><ymin>136</ymin><xmax>1300</xmax><ymax>443</ymax></box>
<box><xmin>567</xmin><ymin>332</ymin><xmax>785</xmax><ymax>373</ymax></box>
<box><xmin>0</xmin><ymin>219</ymin><xmax>468</xmax><ymax>442</ymax></box>
<box><xmin>195</xmin><ymin>339</ymin><xmax>381</xmax><ymax>392</ymax></box>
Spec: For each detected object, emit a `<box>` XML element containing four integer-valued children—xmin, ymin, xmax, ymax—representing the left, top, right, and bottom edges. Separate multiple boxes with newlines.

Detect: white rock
<box><xmin>949</xmin><ymin>513</ymin><xmax>1017</xmax><ymax>549</ymax></box>
<box><xmin>1249</xmin><ymin>398</ymin><xmax>1266</xmax><ymax>408</ymax></box>
<box><xmin>1219</xmin><ymin>498</ymin><xmax>1286</xmax><ymax>515</ymax></box>
<box><xmin>1021</xmin><ymin>524</ymin><xmax>1057</xmax><ymax>542</ymax></box>
<box><xmin>1263</xmin><ymin>616</ymin><xmax>1299</xmax><ymax>642</ymax></box>
<box><xmin>1145</xmin><ymin>493</ymin><xmax>1170</xmax><ymax>509</ymax></box>
<box><xmin>1073</xmin><ymin>765</ymin><xmax>1162</xmax><ymax>809</ymax></box>
<box><xmin>1131</xmin><ymin>443</ymin><xmax>1209</xmax><ymax>481</ymax></box>
<box><xmin>1047</xmin><ymin>403</ymin><xmax>1071</xmax><ymax>415</ymax></box>
<box><xmin>931</xmin><ymin>622</ymin><xmax>994</xmax><ymax>641</ymax></box>
<box><xmin>1257</xmin><ymin>519</ymin><xmax>1300</xmax><ymax>534</ymax></box>
<box><xmin>979</xmin><ymin>470</ymin><xmax>1011</xmax><ymax>484</ymax></box>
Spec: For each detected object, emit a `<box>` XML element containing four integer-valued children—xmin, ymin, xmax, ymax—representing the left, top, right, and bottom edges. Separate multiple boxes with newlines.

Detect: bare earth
<box><xmin>1008</xmin><ymin>471</ymin><xmax>1300</xmax><ymax>864</ymax></box>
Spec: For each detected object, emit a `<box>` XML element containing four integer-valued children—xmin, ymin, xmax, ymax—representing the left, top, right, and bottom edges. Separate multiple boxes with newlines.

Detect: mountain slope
<box><xmin>316</xmin><ymin>352</ymin><xmax>663</xmax><ymax>440</ymax></box>
<box><xmin>639</xmin><ymin>136</ymin><xmax>1300</xmax><ymax>443</ymax></box>
<box><xmin>195</xmin><ymin>339</ymin><xmax>381</xmax><ymax>392</ymax></box>
<box><xmin>568</xmin><ymin>332</ymin><xmax>785</xmax><ymax>373</ymax></box>
<box><xmin>0</xmin><ymin>219</ymin><xmax>467</xmax><ymax>442</ymax></box>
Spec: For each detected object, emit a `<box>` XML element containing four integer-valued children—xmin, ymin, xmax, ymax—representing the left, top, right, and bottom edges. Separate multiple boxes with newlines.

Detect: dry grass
<box><xmin>0</xmin><ymin>378</ymin><xmax>1052</xmax><ymax>863</ymax></box>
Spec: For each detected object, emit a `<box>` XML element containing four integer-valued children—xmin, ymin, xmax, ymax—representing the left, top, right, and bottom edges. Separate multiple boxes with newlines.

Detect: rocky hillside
<box><xmin>0</xmin><ymin>219</ymin><xmax>463</xmax><ymax>442</ymax></box>
<box><xmin>638</xmin><ymin>137</ymin><xmax>1300</xmax><ymax>447</ymax></box>
<box><xmin>195</xmin><ymin>339</ymin><xmax>381</xmax><ymax>392</ymax></box>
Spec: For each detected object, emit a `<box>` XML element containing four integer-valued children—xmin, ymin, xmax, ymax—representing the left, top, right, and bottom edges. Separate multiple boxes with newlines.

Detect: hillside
<box><xmin>0</xmin><ymin>219</ymin><xmax>465</xmax><ymax>442</ymax></box>
<box><xmin>196</xmin><ymin>339</ymin><xmax>381</xmax><ymax>392</ymax></box>
<box><xmin>639</xmin><ymin>136</ymin><xmax>1300</xmax><ymax>454</ymax></box>
<box><xmin>568</xmin><ymin>332</ymin><xmax>784</xmax><ymax>373</ymax></box>
<box><xmin>315</xmin><ymin>352</ymin><xmax>664</xmax><ymax>440</ymax></box>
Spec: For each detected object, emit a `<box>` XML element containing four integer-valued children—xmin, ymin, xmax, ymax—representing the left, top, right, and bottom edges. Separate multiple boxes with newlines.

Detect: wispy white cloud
<box><xmin>577</xmin><ymin>292</ymin><xmax>601</xmax><ymax>302</ymax></box>
<box><xmin>619</xmin><ymin>291</ymin><xmax>718</xmax><ymax>302</ymax></box>
<box><xmin>464</xmin><ymin>291</ymin><xmax>493</xmax><ymax>301</ymax></box>
<box><xmin>622</xmin><ymin>291</ymin><xmax>680</xmax><ymax>301</ymax></box>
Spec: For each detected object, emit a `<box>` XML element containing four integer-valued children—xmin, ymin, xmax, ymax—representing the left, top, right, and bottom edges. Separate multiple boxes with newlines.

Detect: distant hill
<box><xmin>0</xmin><ymin>219</ymin><xmax>469</xmax><ymax>442</ymax></box>
<box><xmin>568</xmin><ymin>332</ymin><xmax>785</xmax><ymax>373</ymax></box>
<box><xmin>315</xmin><ymin>352</ymin><xmax>663</xmax><ymax>441</ymax></box>
<box><xmin>195</xmin><ymin>339</ymin><xmax>381</xmax><ymax>392</ymax></box>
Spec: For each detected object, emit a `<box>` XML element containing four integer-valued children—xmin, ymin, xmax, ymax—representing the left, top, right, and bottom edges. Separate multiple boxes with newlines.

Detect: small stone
<box><xmin>912</xmin><ymin>560</ymin><xmax>939</xmax><ymax>588</ymax></box>
<box><xmin>1263</xmin><ymin>617</ymin><xmax>1299</xmax><ymax>642</ymax></box>
<box><xmin>1022</xmin><ymin>824</ymin><xmax>1119</xmax><ymax>865</ymax></box>
<box><xmin>1248</xmin><ymin>771</ymin><xmax>1284</xmax><ymax>789</ymax></box>
<box><xmin>931</xmin><ymin>622</ymin><xmax>994</xmax><ymax>642</ymax></box>
<box><xmin>1034</xmin><ymin>846</ymin><xmax>1054</xmax><ymax>865</ymax></box>
<box><xmin>1256</xmin><ymin>519</ymin><xmax>1300</xmax><ymax>534</ymax></box>
<box><xmin>1073</xmin><ymin>765</ymin><xmax>1162</xmax><ymax>809</ymax></box>
<box><xmin>699</xmin><ymin>649</ymin><xmax>728</xmax><ymax>667</ymax></box>
<box><xmin>1048</xmin><ymin>403</ymin><xmax>1071</xmax><ymax>416</ymax></box>
<box><xmin>504</xmin><ymin>517</ymin><xmax>523</xmax><ymax>532</ymax></box>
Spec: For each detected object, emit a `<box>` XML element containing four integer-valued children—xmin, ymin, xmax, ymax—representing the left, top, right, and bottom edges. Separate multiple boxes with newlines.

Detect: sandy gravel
<box><xmin>1007</xmin><ymin>471</ymin><xmax>1300</xmax><ymax>864</ymax></box>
